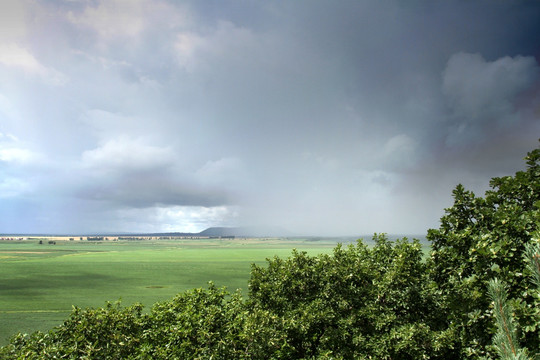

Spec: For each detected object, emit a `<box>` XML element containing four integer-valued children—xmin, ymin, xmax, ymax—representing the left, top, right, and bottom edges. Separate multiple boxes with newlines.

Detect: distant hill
<box><xmin>197</xmin><ymin>227</ymin><xmax>238</xmax><ymax>237</ymax></box>
<box><xmin>198</xmin><ymin>226</ymin><xmax>292</xmax><ymax>238</ymax></box>
<box><xmin>122</xmin><ymin>226</ymin><xmax>292</xmax><ymax>238</ymax></box>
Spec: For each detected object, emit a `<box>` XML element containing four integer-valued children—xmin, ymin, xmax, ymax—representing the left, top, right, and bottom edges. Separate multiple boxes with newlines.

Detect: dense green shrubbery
<box><xmin>427</xmin><ymin>146</ymin><xmax>540</xmax><ymax>359</ymax></box>
<box><xmin>247</xmin><ymin>236</ymin><xmax>456</xmax><ymax>359</ymax></box>
<box><xmin>1</xmin><ymin>143</ymin><xmax>538</xmax><ymax>359</ymax></box>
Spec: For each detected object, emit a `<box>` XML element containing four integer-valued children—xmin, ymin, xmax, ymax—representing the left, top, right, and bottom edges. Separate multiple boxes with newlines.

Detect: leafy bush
<box><xmin>247</xmin><ymin>235</ymin><xmax>456</xmax><ymax>359</ymax></box>
<box><xmin>0</xmin><ymin>301</ymin><xmax>145</xmax><ymax>359</ymax></box>
<box><xmin>427</xmin><ymin>146</ymin><xmax>540</xmax><ymax>359</ymax></box>
<box><xmin>138</xmin><ymin>284</ymin><xmax>247</xmax><ymax>359</ymax></box>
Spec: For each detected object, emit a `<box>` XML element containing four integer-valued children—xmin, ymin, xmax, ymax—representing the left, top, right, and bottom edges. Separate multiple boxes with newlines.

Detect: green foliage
<box><xmin>1</xmin><ymin>142</ymin><xmax>539</xmax><ymax>359</ymax></box>
<box><xmin>428</xmin><ymin>145</ymin><xmax>540</xmax><ymax>358</ymax></box>
<box><xmin>139</xmin><ymin>284</ymin><xmax>247</xmax><ymax>359</ymax></box>
<box><xmin>0</xmin><ymin>301</ymin><xmax>145</xmax><ymax>359</ymax></box>
<box><xmin>488</xmin><ymin>242</ymin><xmax>540</xmax><ymax>360</ymax></box>
<box><xmin>524</xmin><ymin>241</ymin><xmax>540</xmax><ymax>290</ymax></box>
<box><xmin>488</xmin><ymin>279</ymin><xmax>528</xmax><ymax>360</ymax></box>
<box><xmin>247</xmin><ymin>235</ymin><xmax>457</xmax><ymax>359</ymax></box>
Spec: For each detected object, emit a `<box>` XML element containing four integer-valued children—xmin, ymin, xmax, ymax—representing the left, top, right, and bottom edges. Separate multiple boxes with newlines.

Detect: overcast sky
<box><xmin>0</xmin><ymin>0</ymin><xmax>539</xmax><ymax>235</ymax></box>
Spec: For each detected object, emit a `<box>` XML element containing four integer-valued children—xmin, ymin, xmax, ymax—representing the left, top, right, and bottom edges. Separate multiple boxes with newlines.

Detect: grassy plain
<box><xmin>0</xmin><ymin>237</ymin><xmax>343</xmax><ymax>345</ymax></box>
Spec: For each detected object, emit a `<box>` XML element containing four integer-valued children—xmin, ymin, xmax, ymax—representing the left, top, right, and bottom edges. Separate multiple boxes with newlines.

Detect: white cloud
<box><xmin>0</xmin><ymin>133</ymin><xmax>43</xmax><ymax>165</ymax></box>
<box><xmin>157</xmin><ymin>205</ymin><xmax>239</xmax><ymax>232</ymax></box>
<box><xmin>68</xmin><ymin>0</ymin><xmax>146</xmax><ymax>39</ymax></box>
<box><xmin>0</xmin><ymin>147</ymin><xmax>39</xmax><ymax>164</ymax></box>
<box><xmin>174</xmin><ymin>32</ymin><xmax>205</xmax><ymax>71</ymax></box>
<box><xmin>0</xmin><ymin>132</ymin><xmax>19</xmax><ymax>142</ymax></box>
<box><xmin>0</xmin><ymin>43</ymin><xmax>68</xmax><ymax>85</ymax></box>
<box><xmin>0</xmin><ymin>44</ymin><xmax>42</xmax><ymax>72</ymax></box>
<box><xmin>81</xmin><ymin>137</ymin><xmax>174</xmax><ymax>173</ymax></box>
<box><xmin>115</xmin><ymin>205</ymin><xmax>239</xmax><ymax>233</ymax></box>
<box><xmin>68</xmin><ymin>0</ymin><xmax>189</xmax><ymax>41</ymax></box>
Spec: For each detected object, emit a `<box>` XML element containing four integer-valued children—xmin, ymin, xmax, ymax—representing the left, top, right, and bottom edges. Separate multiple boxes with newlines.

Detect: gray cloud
<box><xmin>442</xmin><ymin>52</ymin><xmax>539</xmax><ymax>147</ymax></box>
<box><xmin>0</xmin><ymin>0</ymin><xmax>539</xmax><ymax>235</ymax></box>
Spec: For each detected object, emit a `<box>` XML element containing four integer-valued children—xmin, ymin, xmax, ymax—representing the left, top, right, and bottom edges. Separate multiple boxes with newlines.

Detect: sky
<box><xmin>0</xmin><ymin>0</ymin><xmax>539</xmax><ymax>236</ymax></box>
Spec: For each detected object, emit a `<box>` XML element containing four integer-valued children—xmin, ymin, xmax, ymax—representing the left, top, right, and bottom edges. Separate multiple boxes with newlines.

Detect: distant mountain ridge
<box><xmin>138</xmin><ymin>226</ymin><xmax>291</xmax><ymax>238</ymax></box>
<box><xmin>90</xmin><ymin>226</ymin><xmax>291</xmax><ymax>238</ymax></box>
<box><xmin>198</xmin><ymin>226</ymin><xmax>292</xmax><ymax>237</ymax></box>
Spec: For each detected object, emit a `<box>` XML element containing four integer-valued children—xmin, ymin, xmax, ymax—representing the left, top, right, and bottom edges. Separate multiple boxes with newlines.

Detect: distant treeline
<box><xmin>86</xmin><ymin>236</ymin><xmax>104</xmax><ymax>241</ymax></box>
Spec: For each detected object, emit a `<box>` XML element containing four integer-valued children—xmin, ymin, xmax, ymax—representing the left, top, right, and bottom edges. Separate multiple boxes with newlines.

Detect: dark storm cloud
<box><xmin>0</xmin><ymin>0</ymin><xmax>539</xmax><ymax>234</ymax></box>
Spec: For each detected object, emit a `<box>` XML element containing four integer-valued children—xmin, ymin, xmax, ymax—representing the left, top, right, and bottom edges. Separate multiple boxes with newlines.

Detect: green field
<box><xmin>0</xmin><ymin>238</ymin><xmax>342</xmax><ymax>345</ymax></box>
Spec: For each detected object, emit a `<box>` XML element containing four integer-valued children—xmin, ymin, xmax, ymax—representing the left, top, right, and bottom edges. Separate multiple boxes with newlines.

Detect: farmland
<box><xmin>0</xmin><ymin>237</ymin><xmax>343</xmax><ymax>345</ymax></box>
